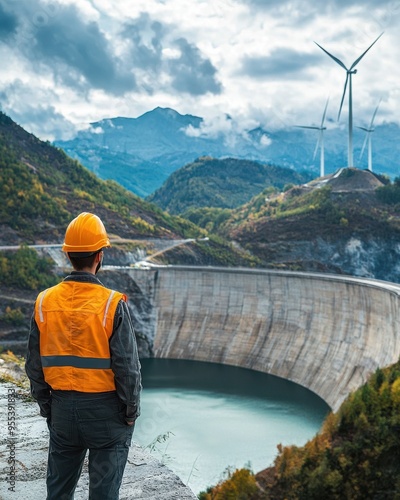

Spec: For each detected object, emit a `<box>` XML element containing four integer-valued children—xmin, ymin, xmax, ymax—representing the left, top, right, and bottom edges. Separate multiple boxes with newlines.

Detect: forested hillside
<box><xmin>147</xmin><ymin>156</ymin><xmax>312</xmax><ymax>214</ymax></box>
<box><xmin>188</xmin><ymin>168</ymin><xmax>400</xmax><ymax>282</ymax></box>
<box><xmin>0</xmin><ymin>111</ymin><xmax>209</xmax><ymax>244</ymax></box>
<box><xmin>0</xmin><ymin>111</ymin><xmax>260</xmax><ymax>272</ymax></box>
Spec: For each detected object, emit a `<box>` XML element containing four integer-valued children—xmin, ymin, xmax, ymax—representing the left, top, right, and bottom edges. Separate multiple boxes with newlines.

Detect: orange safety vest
<box><xmin>35</xmin><ymin>280</ymin><xmax>126</xmax><ymax>392</ymax></box>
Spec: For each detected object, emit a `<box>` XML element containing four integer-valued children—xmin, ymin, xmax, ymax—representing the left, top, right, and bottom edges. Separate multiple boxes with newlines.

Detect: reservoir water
<box><xmin>134</xmin><ymin>359</ymin><xmax>330</xmax><ymax>495</ymax></box>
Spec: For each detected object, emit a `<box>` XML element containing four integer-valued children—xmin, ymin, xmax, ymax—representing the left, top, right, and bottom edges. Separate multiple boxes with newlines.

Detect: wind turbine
<box><xmin>357</xmin><ymin>100</ymin><xmax>381</xmax><ymax>172</ymax></box>
<box><xmin>295</xmin><ymin>98</ymin><xmax>329</xmax><ymax>177</ymax></box>
<box><xmin>314</xmin><ymin>33</ymin><xmax>383</xmax><ymax>169</ymax></box>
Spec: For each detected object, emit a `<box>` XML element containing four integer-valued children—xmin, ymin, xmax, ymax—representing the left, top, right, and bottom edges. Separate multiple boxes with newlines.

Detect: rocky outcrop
<box><xmin>255</xmin><ymin>234</ymin><xmax>400</xmax><ymax>282</ymax></box>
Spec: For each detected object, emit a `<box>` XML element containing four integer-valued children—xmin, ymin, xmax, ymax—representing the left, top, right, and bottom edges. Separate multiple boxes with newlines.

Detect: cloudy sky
<box><xmin>0</xmin><ymin>0</ymin><xmax>399</xmax><ymax>140</ymax></box>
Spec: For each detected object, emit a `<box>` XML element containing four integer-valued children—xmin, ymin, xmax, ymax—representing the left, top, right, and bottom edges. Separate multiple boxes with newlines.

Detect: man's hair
<box><xmin>68</xmin><ymin>251</ymin><xmax>101</xmax><ymax>271</ymax></box>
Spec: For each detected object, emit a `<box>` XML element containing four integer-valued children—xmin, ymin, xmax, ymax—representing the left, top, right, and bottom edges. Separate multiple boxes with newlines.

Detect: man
<box><xmin>25</xmin><ymin>212</ymin><xmax>142</xmax><ymax>500</ymax></box>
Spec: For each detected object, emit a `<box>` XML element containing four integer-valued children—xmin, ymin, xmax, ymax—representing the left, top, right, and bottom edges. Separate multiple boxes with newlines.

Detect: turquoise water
<box><xmin>134</xmin><ymin>359</ymin><xmax>330</xmax><ymax>495</ymax></box>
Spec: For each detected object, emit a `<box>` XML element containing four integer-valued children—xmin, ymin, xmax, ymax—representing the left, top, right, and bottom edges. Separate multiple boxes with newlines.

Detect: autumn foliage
<box><xmin>200</xmin><ymin>361</ymin><xmax>400</xmax><ymax>499</ymax></box>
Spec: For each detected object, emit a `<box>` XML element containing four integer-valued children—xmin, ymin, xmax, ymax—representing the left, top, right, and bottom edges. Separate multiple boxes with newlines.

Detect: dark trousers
<box><xmin>47</xmin><ymin>391</ymin><xmax>134</xmax><ymax>500</ymax></box>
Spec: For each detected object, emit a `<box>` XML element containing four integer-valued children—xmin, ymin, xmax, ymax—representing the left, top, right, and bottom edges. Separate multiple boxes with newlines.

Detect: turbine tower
<box><xmin>357</xmin><ymin>100</ymin><xmax>381</xmax><ymax>172</ymax></box>
<box><xmin>295</xmin><ymin>98</ymin><xmax>329</xmax><ymax>177</ymax></box>
<box><xmin>314</xmin><ymin>33</ymin><xmax>383</xmax><ymax>169</ymax></box>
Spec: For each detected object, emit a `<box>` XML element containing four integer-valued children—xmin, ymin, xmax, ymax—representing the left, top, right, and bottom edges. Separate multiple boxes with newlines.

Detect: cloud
<box><xmin>183</xmin><ymin>113</ymin><xmax>255</xmax><ymax>149</ymax></box>
<box><xmin>260</xmin><ymin>134</ymin><xmax>272</xmax><ymax>147</ymax></box>
<box><xmin>0</xmin><ymin>4</ymin><xmax>18</xmax><ymax>40</ymax></box>
<box><xmin>168</xmin><ymin>38</ymin><xmax>222</xmax><ymax>95</ymax></box>
<box><xmin>34</xmin><ymin>4</ymin><xmax>136</xmax><ymax>94</ymax></box>
<box><xmin>122</xmin><ymin>13</ymin><xmax>166</xmax><ymax>72</ymax></box>
<box><xmin>3</xmin><ymin>0</ymin><xmax>136</xmax><ymax>95</ymax></box>
<box><xmin>184</xmin><ymin>115</ymin><xmax>231</xmax><ymax>139</ymax></box>
<box><xmin>122</xmin><ymin>15</ymin><xmax>222</xmax><ymax>96</ymax></box>
<box><xmin>239</xmin><ymin>48</ymin><xmax>320</xmax><ymax>79</ymax></box>
<box><xmin>88</xmin><ymin>126</ymin><xmax>104</xmax><ymax>134</ymax></box>
<box><xmin>0</xmin><ymin>80</ymin><xmax>78</xmax><ymax>140</ymax></box>
<box><xmin>0</xmin><ymin>0</ymin><xmax>398</xmax><ymax>140</ymax></box>
<box><xmin>243</xmin><ymin>0</ymin><xmax>385</xmax><ymax>11</ymax></box>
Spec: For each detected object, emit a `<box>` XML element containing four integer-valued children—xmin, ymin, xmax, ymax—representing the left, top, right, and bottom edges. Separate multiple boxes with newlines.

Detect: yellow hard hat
<box><xmin>62</xmin><ymin>212</ymin><xmax>111</xmax><ymax>254</ymax></box>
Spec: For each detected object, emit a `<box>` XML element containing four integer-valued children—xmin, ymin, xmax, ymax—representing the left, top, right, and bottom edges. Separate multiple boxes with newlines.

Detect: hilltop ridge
<box><xmin>55</xmin><ymin>107</ymin><xmax>400</xmax><ymax>198</ymax></box>
<box><xmin>0</xmin><ymin>111</ymin><xmax>259</xmax><ymax>271</ymax></box>
<box><xmin>147</xmin><ymin>156</ymin><xmax>312</xmax><ymax>214</ymax></box>
<box><xmin>0</xmin><ymin>111</ymin><xmax>195</xmax><ymax>244</ymax></box>
<box><xmin>201</xmin><ymin>167</ymin><xmax>400</xmax><ymax>282</ymax></box>
<box><xmin>305</xmin><ymin>167</ymin><xmax>385</xmax><ymax>192</ymax></box>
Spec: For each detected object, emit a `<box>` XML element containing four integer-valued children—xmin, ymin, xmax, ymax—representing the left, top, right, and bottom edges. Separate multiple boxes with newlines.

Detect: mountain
<box><xmin>211</xmin><ymin>168</ymin><xmax>400</xmax><ymax>283</ymax></box>
<box><xmin>0</xmin><ymin>111</ymin><xmax>259</xmax><ymax>268</ymax></box>
<box><xmin>0</xmin><ymin>111</ymin><xmax>199</xmax><ymax>244</ymax></box>
<box><xmin>147</xmin><ymin>156</ymin><xmax>312</xmax><ymax>214</ymax></box>
<box><xmin>54</xmin><ymin>107</ymin><xmax>400</xmax><ymax>198</ymax></box>
<box><xmin>54</xmin><ymin>107</ymin><xmax>233</xmax><ymax>197</ymax></box>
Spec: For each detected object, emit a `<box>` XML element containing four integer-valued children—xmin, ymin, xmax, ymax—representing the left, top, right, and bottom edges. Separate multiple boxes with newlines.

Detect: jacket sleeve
<box><xmin>110</xmin><ymin>300</ymin><xmax>142</xmax><ymax>423</ymax></box>
<box><xmin>25</xmin><ymin>311</ymin><xmax>52</xmax><ymax>418</ymax></box>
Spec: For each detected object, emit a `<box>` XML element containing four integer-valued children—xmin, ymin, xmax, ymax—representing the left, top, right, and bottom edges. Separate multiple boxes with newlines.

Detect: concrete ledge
<box><xmin>0</xmin><ymin>383</ymin><xmax>196</xmax><ymax>500</ymax></box>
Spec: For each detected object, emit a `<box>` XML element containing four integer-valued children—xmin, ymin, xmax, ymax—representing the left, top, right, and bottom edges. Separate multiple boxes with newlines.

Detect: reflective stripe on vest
<box><xmin>38</xmin><ymin>288</ymin><xmax>48</xmax><ymax>323</ymax></box>
<box><xmin>35</xmin><ymin>282</ymin><xmax>126</xmax><ymax>392</ymax></box>
<box><xmin>103</xmin><ymin>290</ymin><xmax>116</xmax><ymax>327</ymax></box>
<box><xmin>41</xmin><ymin>355</ymin><xmax>111</xmax><ymax>369</ymax></box>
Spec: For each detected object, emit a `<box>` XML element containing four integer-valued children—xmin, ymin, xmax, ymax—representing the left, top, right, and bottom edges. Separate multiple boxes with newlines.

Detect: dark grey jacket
<box><xmin>25</xmin><ymin>271</ymin><xmax>142</xmax><ymax>424</ymax></box>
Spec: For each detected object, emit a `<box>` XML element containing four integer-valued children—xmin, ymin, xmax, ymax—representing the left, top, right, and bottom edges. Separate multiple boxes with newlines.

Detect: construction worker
<box><xmin>25</xmin><ymin>212</ymin><xmax>142</xmax><ymax>500</ymax></box>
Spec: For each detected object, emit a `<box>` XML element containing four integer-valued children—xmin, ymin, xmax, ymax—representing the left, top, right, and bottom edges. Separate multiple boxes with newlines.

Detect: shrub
<box><xmin>0</xmin><ymin>245</ymin><xmax>59</xmax><ymax>290</ymax></box>
<box><xmin>1</xmin><ymin>306</ymin><xmax>24</xmax><ymax>325</ymax></box>
<box><xmin>198</xmin><ymin>467</ymin><xmax>259</xmax><ymax>500</ymax></box>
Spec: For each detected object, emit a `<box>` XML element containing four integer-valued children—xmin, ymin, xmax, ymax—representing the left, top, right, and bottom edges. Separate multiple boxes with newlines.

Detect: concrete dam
<box><xmin>124</xmin><ymin>266</ymin><xmax>400</xmax><ymax>412</ymax></box>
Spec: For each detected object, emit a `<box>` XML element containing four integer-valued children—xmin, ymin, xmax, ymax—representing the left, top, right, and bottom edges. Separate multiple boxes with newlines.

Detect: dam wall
<box><xmin>128</xmin><ymin>267</ymin><xmax>400</xmax><ymax>412</ymax></box>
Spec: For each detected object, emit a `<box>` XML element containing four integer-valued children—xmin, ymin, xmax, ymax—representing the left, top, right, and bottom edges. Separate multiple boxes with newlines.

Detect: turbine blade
<box><xmin>314</xmin><ymin>42</ymin><xmax>348</xmax><ymax>70</ymax></box>
<box><xmin>338</xmin><ymin>74</ymin><xmax>349</xmax><ymax>120</ymax></box>
<box><xmin>357</xmin><ymin>126</ymin><xmax>369</xmax><ymax>132</ymax></box>
<box><xmin>295</xmin><ymin>125</ymin><xmax>320</xmax><ymax>130</ymax></box>
<box><xmin>321</xmin><ymin>97</ymin><xmax>329</xmax><ymax>127</ymax></box>
<box><xmin>370</xmin><ymin>99</ymin><xmax>381</xmax><ymax>128</ymax></box>
<box><xmin>313</xmin><ymin>132</ymin><xmax>322</xmax><ymax>160</ymax></box>
<box><xmin>360</xmin><ymin>132</ymin><xmax>369</xmax><ymax>160</ymax></box>
<box><xmin>350</xmin><ymin>32</ymin><xmax>384</xmax><ymax>70</ymax></box>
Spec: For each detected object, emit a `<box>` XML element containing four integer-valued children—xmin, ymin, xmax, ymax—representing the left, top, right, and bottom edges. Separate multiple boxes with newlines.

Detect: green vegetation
<box><xmin>0</xmin><ymin>306</ymin><xmax>25</xmax><ymax>325</ymax></box>
<box><xmin>225</xmin><ymin>186</ymin><xmax>345</xmax><ymax>227</ymax></box>
<box><xmin>200</xmin><ymin>360</ymin><xmax>400</xmax><ymax>499</ymax></box>
<box><xmin>376</xmin><ymin>177</ymin><xmax>400</xmax><ymax>205</ymax></box>
<box><xmin>0</xmin><ymin>112</ymin><xmax>263</xmax><ymax>268</ymax></box>
<box><xmin>0</xmin><ymin>111</ymin><xmax>205</xmax><ymax>242</ymax></box>
<box><xmin>152</xmin><ymin>234</ymin><xmax>262</xmax><ymax>268</ymax></box>
<box><xmin>182</xmin><ymin>207</ymin><xmax>234</xmax><ymax>232</ymax></box>
<box><xmin>0</xmin><ymin>245</ymin><xmax>59</xmax><ymax>290</ymax></box>
<box><xmin>194</xmin><ymin>235</ymin><xmax>261</xmax><ymax>267</ymax></box>
<box><xmin>0</xmin><ymin>142</ymin><xmax>69</xmax><ymax>237</ymax></box>
<box><xmin>147</xmin><ymin>157</ymin><xmax>312</xmax><ymax>214</ymax></box>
